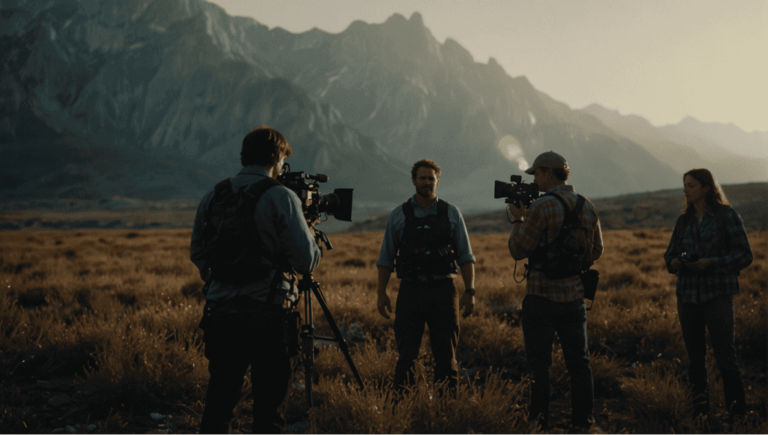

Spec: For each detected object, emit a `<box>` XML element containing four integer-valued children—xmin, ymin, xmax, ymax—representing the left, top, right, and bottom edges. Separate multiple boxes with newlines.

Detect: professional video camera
<box><xmin>494</xmin><ymin>175</ymin><xmax>540</xmax><ymax>207</ymax></box>
<box><xmin>277</xmin><ymin>163</ymin><xmax>354</xmax><ymax>223</ymax></box>
<box><xmin>276</xmin><ymin>163</ymin><xmax>363</xmax><ymax>409</ymax></box>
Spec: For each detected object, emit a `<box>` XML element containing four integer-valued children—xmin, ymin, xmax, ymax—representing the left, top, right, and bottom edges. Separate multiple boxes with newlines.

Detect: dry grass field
<box><xmin>1</xmin><ymin>228</ymin><xmax>766</xmax><ymax>433</ymax></box>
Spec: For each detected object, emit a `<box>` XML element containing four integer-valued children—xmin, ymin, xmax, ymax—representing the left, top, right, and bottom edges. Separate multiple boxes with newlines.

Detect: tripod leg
<box><xmin>312</xmin><ymin>285</ymin><xmax>365</xmax><ymax>390</ymax></box>
<box><xmin>301</xmin><ymin>285</ymin><xmax>315</xmax><ymax>408</ymax></box>
<box><xmin>301</xmin><ymin>324</ymin><xmax>314</xmax><ymax>408</ymax></box>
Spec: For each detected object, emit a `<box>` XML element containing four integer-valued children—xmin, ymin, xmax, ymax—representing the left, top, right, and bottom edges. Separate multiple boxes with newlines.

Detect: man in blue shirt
<box><xmin>376</xmin><ymin>159</ymin><xmax>476</xmax><ymax>394</ymax></box>
<box><xmin>191</xmin><ymin>125</ymin><xmax>321</xmax><ymax>433</ymax></box>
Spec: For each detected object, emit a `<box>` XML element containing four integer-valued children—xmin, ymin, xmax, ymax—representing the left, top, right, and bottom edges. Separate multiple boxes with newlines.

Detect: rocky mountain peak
<box><xmin>5</xmin><ymin>0</ymin><xmax>761</xmax><ymax>211</ymax></box>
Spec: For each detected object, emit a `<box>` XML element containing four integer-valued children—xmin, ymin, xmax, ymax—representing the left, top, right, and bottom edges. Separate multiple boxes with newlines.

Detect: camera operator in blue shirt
<box><xmin>191</xmin><ymin>125</ymin><xmax>321</xmax><ymax>433</ymax></box>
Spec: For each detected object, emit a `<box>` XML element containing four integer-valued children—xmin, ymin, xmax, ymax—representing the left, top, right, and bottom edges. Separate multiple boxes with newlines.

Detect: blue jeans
<box><xmin>521</xmin><ymin>295</ymin><xmax>594</xmax><ymax>428</ymax></box>
<box><xmin>677</xmin><ymin>294</ymin><xmax>746</xmax><ymax>417</ymax></box>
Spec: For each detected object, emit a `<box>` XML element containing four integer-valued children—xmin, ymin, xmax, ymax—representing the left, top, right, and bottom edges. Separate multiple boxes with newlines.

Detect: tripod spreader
<box><xmin>297</xmin><ymin>273</ymin><xmax>364</xmax><ymax>408</ymax></box>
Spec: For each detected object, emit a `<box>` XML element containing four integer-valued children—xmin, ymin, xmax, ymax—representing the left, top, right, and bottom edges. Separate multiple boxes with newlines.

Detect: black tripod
<box><xmin>297</xmin><ymin>272</ymin><xmax>364</xmax><ymax>407</ymax></box>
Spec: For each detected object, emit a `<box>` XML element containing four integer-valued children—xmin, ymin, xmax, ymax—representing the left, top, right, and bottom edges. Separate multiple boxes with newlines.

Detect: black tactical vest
<box><xmin>394</xmin><ymin>199</ymin><xmax>458</xmax><ymax>279</ymax></box>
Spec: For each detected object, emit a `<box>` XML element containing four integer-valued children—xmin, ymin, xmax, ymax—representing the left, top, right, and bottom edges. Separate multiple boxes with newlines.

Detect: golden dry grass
<box><xmin>0</xmin><ymin>228</ymin><xmax>766</xmax><ymax>433</ymax></box>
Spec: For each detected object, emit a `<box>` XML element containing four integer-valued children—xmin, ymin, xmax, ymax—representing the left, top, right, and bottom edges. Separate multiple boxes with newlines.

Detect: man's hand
<box><xmin>377</xmin><ymin>293</ymin><xmax>392</xmax><ymax>319</ymax></box>
<box><xmin>686</xmin><ymin>258</ymin><xmax>713</xmax><ymax>271</ymax></box>
<box><xmin>459</xmin><ymin>291</ymin><xmax>475</xmax><ymax>318</ymax></box>
<box><xmin>507</xmin><ymin>202</ymin><xmax>527</xmax><ymax>221</ymax></box>
<box><xmin>670</xmin><ymin>258</ymin><xmax>683</xmax><ymax>270</ymax></box>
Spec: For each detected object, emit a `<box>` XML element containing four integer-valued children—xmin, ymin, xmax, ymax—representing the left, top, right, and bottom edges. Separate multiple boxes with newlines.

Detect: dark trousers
<box><xmin>677</xmin><ymin>294</ymin><xmax>746</xmax><ymax>418</ymax></box>
<box><xmin>199</xmin><ymin>306</ymin><xmax>296</xmax><ymax>434</ymax></box>
<box><xmin>521</xmin><ymin>295</ymin><xmax>594</xmax><ymax>428</ymax></box>
<box><xmin>393</xmin><ymin>279</ymin><xmax>459</xmax><ymax>392</ymax></box>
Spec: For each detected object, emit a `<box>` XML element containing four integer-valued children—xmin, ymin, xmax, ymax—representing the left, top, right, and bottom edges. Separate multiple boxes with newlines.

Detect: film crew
<box><xmin>664</xmin><ymin>169</ymin><xmax>753</xmax><ymax>422</ymax></box>
<box><xmin>376</xmin><ymin>159</ymin><xmax>476</xmax><ymax>395</ymax></box>
<box><xmin>507</xmin><ymin>151</ymin><xmax>604</xmax><ymax>432</ymax></box>
<box><xmin>190</xmin><ymin>125</ymin><xmax>321</xmax><ymax>433</ymax></box>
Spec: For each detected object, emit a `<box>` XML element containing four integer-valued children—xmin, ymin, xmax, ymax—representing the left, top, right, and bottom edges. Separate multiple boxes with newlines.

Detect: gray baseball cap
<box><xmin>524</xmin><ymin>151</ymin><xmax>568</xmax><ymax>174</ymax></box>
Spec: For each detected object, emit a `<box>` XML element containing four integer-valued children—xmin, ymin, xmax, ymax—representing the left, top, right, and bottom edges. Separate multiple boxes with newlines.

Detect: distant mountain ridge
<box><xmin>582</xmin><ymin>105</ymin><xmax>768</xmax><ymax>184</ymax></box>
<box><xmin>344</xmin><ymin>182</ymin><xmax>768</xmax><ymax>234</ymax></box>
<box><xmin>1</xmin><ymin>0</ymin><xmax>764</xmax><ymax>213</ymax></box>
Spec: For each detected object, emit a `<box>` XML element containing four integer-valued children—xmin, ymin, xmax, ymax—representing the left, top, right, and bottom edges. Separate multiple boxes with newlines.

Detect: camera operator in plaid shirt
<box><xmin>507</xmin><ymin>151</ymin><xmax>604</xmax><ymax>433</ymax></box>
<box><xmin>664</xmin><ymin>168</ymin><xmax>753</xmax><ymax>421</ymax></box>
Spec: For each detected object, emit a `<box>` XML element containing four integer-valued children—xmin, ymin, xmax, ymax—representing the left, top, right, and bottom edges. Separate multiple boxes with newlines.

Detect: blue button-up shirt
<box><xmin>377</xmin><ymin>195</ymin><xmax>475</xmax><ymax>280</ymax></box>
<box><xmin>664</xmin><ymin>207</ymin><xmax>753</xmax><ymax>304</ymax></box>
<box><xmin>190</xmin><ymin>167</ymin><xmax>321</xmax><ymax>304</ymax></box>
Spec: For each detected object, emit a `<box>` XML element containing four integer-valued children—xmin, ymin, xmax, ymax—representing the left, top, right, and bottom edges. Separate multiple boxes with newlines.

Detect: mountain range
<box><xmin>2</xmin><ymin>0</ymin><xmax>766</xmax><ymax>214</ymax></box>
<box><xmin>344</xmin><ymin>182</ymin><xmax>768</xmax><ymax>234</ymax></box>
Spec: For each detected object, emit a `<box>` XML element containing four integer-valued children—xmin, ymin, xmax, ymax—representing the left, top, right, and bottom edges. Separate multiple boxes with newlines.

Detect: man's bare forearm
<box><xmin>460</xmin><ymin>262</ymin><xmax>475</xmax><ymax>290</ymax></box>
<box><xmin>377</xmin><ymin>266</ymin><xmax>392</xmax><ymax>296</ymax></box>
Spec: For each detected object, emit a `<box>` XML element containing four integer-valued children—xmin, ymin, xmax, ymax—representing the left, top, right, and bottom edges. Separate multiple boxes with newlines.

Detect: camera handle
<box><xmin>298</xmin><ymin>273</ymin><xmax>364</xmax><ymax>408</ymax></box>
<box><xmin>314</xmin><ymin>228</ymin><xmax>333</xmax><ymax>250</ymax></box>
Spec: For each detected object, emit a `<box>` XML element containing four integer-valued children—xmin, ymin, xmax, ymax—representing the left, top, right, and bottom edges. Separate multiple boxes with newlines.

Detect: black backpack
<box><xmin>202</xmin><ymin>177</ymin><xmax>282</xmax><ymax>284</ymax></box>
<box><xmin>539</xmin><ymin>192</ymin><xmax>593</xmax><ymax>280</ymax></box>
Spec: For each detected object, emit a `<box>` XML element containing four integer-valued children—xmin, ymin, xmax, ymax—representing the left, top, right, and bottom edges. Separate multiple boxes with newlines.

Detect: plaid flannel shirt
<box><xmin>508</xmin><ymin>185</ymin><xmax>604</xmax><ymax>303</ymax></box>
<box><xmin>664</xmin><ymin>207</ymin><xmax>753</xmax><ymax>304</ymax></box>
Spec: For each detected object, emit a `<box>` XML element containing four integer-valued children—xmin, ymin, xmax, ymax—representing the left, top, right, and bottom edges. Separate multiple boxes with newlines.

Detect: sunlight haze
<box><xmin>208</xmin><ymin>0</ymin><xmax>768</xmax><ymax>133</ymax></box>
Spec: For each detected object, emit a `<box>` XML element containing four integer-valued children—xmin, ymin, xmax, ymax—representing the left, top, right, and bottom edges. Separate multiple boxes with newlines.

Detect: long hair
<box><xmin>682</xmin><ymin>168</ymin><xmax>730</xmax><ymax>215</ymax></box>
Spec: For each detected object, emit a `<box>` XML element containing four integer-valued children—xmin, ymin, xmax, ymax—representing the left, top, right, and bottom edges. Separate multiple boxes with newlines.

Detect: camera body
<box><xmin>277</xmin><ymin>163</ymin><xmax>354</xmax><ymax>223</ymax></box>
<box><xmin>494</xmin><ymin>175</ymin><xmax>541</xmax><ymax>207</ymax></box>
<box><xmin>680</xmin><ymin>252</ymin><xmax>700</xmax><ymax>263</ymax></box>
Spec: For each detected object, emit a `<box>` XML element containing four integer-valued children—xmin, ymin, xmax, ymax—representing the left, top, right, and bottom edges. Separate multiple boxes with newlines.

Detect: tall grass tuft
<box><xmin>622</xmin><ymin>362</ymin><xmax>693</xmax><ymax>428</ymax></box>
<box><xmin>309</xmin><ymin>376</ymin><xmax>414</xmax><ymax>433</ymax></box>
<box><xmin>406</xmin><ymin>372</ymin><xmax>532</xmax><ymax>434</ymax></box>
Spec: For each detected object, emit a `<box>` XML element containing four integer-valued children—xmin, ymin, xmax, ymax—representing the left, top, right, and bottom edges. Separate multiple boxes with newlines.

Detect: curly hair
<box><xmin>411</xmin><ymin>159</ymin><xmax>442</xmax><ymax>179</ymax></box>
<box><xmin>682</xmin><ymin>168</ymin><xmax>730</xmax><ymax>214</ymax></box>
<box><xmin>240</xmin><ymin>125</ymin><xmax>293</xmax><ymax>167</ymax></box>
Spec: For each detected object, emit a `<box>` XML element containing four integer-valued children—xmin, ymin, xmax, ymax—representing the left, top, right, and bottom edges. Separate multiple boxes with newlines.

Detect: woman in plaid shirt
<box><xmin>664</xmin><ymin>168</ymin><xmax>753</xmax><ymax>421</ymax></box>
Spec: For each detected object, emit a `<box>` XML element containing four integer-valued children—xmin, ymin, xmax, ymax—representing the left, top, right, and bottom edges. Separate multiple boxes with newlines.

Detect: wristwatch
<box><xmin>464</xmin><ymin>288</ymin><xmax>476</xmax><ymax>296</ymax></box>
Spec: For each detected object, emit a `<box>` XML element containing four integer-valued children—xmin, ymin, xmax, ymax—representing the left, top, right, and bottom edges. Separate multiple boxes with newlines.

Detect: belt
<box><xmin>206</xmin><ymin>296</ymin><xmax>286</xmax><ymax>316</ymax></box>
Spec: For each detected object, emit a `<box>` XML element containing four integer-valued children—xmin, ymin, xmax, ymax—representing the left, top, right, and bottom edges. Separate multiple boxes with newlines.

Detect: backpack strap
<box><xmin>547</xmin><ymin>192</ymin><xmax>585</xmax><ymax>244</ymax></box>
<box><xmin>244</xmin><ymin>177</ymin><xmax>283</xmax><ymax>200</ymax></box>
<box><xmin>546</xmin><ymin>191</ymin><xmax>570</xmax><ymax>216</ymax></box>
<box><xmin>203</xmin><ymin>178</ymin><xmax>234</xmax><ymax>237</ymax></box>
<box><xmin>215</xmin><ymin>178</ymin><xmax>233</xmax><ymax>195</ymax></box>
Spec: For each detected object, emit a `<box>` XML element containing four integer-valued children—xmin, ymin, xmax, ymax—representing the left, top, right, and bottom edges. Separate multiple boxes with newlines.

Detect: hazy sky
<box><xmin>208</xmin><ymin>0</ymin><xmax>768</xmax><ymax>133</ymax></box>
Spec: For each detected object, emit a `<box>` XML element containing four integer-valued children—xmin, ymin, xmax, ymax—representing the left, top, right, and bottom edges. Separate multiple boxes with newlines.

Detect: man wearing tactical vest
<box><xmin>376</xmin><ymin>159</ymin><xmax>477</xmax><ymax>395</ymax></box>
<box><xmin>507</xmin><ymin>151</ymin><xmax>604</xmax><ymax>433</ymax></box>
<box><xmin>190</xmin><ymin>125</ymin><xmax>321</xmax><ymax>433</ymax></box>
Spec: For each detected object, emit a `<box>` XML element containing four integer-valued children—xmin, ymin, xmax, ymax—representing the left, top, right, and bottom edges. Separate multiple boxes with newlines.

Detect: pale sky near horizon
<box><xmin>208</xmin><ymin>0</ymin><xmax>768</xmax><ymax>133</ymax></box>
